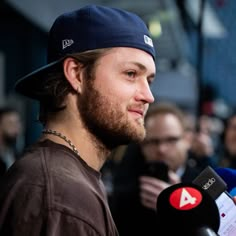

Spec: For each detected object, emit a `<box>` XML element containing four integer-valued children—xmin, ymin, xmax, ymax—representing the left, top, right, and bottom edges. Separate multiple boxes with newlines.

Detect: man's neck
<box><xmin>41</xmin><ymin>122</ymin><xmax>110</xmax><ymax>171</ymax></box>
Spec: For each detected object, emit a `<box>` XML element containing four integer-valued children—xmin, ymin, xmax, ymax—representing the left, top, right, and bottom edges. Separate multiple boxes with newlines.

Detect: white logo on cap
<box><xmin>62</xmin><ymin>39</ymin><xmax>74</xmax><ymax>49</ymax></box>
<box><xmin>144</xmin><ymin>35</ymin><xmax>153</xmax><ymax>47</ymax></box>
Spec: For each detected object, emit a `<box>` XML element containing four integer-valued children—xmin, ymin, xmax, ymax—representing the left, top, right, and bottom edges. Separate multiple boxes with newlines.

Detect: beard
<box><xmin>77</xmin><ymin>80</ymin><xmax>146</xmax><ymax>151</ymax></box>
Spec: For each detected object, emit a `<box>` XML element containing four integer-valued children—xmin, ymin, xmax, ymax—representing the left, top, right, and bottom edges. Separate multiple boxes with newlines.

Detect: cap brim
<box><xmin>14</xmin><ymin>59</ymin><xmax>63</xmax><ymax>100</ymax></box>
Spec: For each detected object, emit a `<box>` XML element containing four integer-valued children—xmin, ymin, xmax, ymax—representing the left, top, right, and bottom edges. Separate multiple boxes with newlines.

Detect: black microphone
<box><xmin>195</xmin><ymin>226</ymin><xmax>220</xmax><ymax>236</ymax></box>
<box><xmin>156</xmin><ymin>182</ymin><xmax>220</xmax><ymax>236</ymax></box>
<box><xmin>193</xmin><ymin>166</ymin><xmax>236</xmax><ymax>236</ymax></box>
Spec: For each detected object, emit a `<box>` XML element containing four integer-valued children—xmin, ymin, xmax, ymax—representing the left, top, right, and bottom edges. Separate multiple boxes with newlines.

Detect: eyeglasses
<box><xmin>142</xmin><ymin>136</ymin><xmax>182</xmax><ymax>147</ymax></box>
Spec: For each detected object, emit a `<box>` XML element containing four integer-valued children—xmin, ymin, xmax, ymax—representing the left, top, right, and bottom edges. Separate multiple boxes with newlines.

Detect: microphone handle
<box><xmin>193</xmin><ymin>226</ymin><xmax>219</xmax><ymax>236</ymax></box>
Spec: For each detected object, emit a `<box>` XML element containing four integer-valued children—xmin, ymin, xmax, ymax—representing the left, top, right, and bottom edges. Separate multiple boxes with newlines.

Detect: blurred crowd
<box><xmin>0</xmin><ymin>106</ymin><xmax>23</xmax><ymax>182</ymax></box>
<box><xmin>101</xmin><ymin>101</ymin><xmax>236</xmax><ymax>236</ymax></box>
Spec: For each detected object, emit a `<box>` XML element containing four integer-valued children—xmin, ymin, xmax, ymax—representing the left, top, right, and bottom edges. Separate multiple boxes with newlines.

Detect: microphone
<box><xmin>156</xmin><ymin>182</ymin><xmax>220</xmax><ymax>236</ymax></box>
<box><xmin>195</xmin><ymin>227</ymin><xmax>220</xmax><ymax>236</ymax></box>
<box><xmin>214</xmin><ymin>167</ymin><xmax>236</xmax><ymax>196</ymax></box>
<box><xmin>193</xmin><ymin>166</ymin><xmax>236</xmax><ymax>236</ymax></box>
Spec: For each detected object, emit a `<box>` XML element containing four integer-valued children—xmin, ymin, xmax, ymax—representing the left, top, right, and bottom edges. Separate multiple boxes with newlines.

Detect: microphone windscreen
<box><xmin>214</xmin><ymin>167</ymin><xmax>236</xmax><ymax>193</ymax></box>
<box><xmin>156</xmin><ymin>183</ymin><xmax>220</xmax><ymax>235</ymax></box>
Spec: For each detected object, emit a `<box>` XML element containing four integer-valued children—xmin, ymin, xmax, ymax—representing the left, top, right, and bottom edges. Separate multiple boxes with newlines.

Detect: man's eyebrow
<box><xmin>129</xmin><ymin>62</ymin><xmax>156</xmax><ymax>78</ymax></box>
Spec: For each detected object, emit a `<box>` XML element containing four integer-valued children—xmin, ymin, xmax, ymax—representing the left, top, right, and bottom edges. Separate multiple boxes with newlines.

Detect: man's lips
<box><xmin>128</xmin><ymin>109</ymin><xmax>144</xmax><ymax>117</ymax></box>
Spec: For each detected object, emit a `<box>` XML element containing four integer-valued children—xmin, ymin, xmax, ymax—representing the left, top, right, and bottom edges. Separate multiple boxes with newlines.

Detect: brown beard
<box><xmin>77</xmin><ymin>79</ymin><xmax>146</xmax><ymax>151</ymax></box>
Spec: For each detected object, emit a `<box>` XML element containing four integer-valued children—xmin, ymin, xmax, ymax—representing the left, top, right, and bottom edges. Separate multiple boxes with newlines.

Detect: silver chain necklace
<box><xmin>42</xmin><ymin>129</ymin><xmax>79</xmax><ymax>156</ymax></box>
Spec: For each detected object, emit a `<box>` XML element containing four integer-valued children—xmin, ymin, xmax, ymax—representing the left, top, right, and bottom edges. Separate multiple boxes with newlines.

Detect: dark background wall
<box><xmin>0</xmin><ymin>1</ymin><xmax>47</xmax><ymax>145</ymax></box>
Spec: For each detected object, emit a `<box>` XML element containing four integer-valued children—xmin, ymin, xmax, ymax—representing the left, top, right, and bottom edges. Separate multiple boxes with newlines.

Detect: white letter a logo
<box><xmin>179</xmin><ymin>188</ymin><xmax>197</xmax><ymax>208</ymax></box>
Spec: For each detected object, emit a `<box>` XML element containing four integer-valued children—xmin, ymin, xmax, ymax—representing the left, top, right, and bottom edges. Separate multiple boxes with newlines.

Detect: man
<box><xmin>219</xmin><ymin>111</ymin><xmax>236</xmax><ymax>168</ymax></box>
<box><xmin>111</xmin><ymin>102</ymin><xmax>214</xmax><ymax>236</ymax></box>
<box><xmin>0</xmin><ymin>5</ymin><xmax>156</xmax><ymax>236</ymax></box>
<box><xmin>0</xmin><ymin>107</ymin><xmax>22</xmax><ymax>179</ymax></box>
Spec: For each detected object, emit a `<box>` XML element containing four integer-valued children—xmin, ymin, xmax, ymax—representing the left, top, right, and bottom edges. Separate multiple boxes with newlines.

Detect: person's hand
<box><xmin>139</xmin><ymin>170</ymin><xmax>180</xmax><ymax>210</ymax></box>
<box><xmin>191</xmin><ymin>132</ymin><xmax>214</xmax><ymax>158</ymax></box>
<box><xmin>233</xmin><ymin>196</ymin><xmax>236</xmax><ymax>204</ymax></box>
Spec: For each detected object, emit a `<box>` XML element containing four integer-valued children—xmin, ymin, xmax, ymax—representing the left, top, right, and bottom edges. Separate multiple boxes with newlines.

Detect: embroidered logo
<box><xmin>62</xmin><ymin>39</ymin><xmax>74</xmax><ymax>49</ymax></box>
<box><xmin>144</xmin><ymin>35</ymin><xmax>153</xmax><ymax>47</ymax></box>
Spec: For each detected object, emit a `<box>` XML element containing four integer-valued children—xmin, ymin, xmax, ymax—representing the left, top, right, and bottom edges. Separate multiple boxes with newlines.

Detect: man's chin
<box><xmin>131</xmin><ymin>126</ymin><xmax>146</xmax><ymax>143</ymax></box>
<box><xmin>136</xmin><ymin>117</ymin><xmax>145</xmax><ymax>126</ymax></box>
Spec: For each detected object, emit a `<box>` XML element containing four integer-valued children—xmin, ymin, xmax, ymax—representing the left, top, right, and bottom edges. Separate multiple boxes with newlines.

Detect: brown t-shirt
<box><xmin>0</xmin><ymin>140</ymin><xmax>118</xmax><ymax>236</ymax></box>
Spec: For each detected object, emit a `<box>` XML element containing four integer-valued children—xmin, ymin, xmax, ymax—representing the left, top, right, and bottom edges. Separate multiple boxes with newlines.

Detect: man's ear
<box><xmin>63</xmin><ymin>57</ymin><xmax>83</xmax><ymax>93</ymax></box>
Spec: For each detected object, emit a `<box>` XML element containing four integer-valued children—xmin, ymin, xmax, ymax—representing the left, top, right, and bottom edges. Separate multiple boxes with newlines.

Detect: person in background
<box><xmin>0</xmin><ymin>106</ymin><xmax>23</xmax><ymax>179</ymax></box>
<box><xmin>0</xmin><ymin>5</ymin><xmax>156</xmax><ymax>236</ymax></box>
<box><xmin>185</xmin><ymin>113</ymin><xmax>218</xmax><ymax>172</ymax></box>
<box><xmin>218</xmin><ymin>110</ymin><xmax>236</xmax><ymax>168</ymax></box>
<box><xmin>110</xmin><ymin>102</ymin><xmax>216</xmax><ymax>236</ymax></box>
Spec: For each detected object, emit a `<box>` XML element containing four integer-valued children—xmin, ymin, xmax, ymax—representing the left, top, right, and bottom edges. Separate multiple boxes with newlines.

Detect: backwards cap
<box><xmin>15</xmin><ymin>5</ymin><xmax>156</xmax><ymax>100</ymax></box>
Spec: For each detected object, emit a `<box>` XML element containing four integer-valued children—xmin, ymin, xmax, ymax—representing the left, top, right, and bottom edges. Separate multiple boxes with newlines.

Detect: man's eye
<box><xmin>126</xmin><ymin>71</ymin><xmax>136</xmax><ymax>77</ymax></box>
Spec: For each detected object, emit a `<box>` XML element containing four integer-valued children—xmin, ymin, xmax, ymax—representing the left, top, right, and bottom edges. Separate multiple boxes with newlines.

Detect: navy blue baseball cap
<box><xmin>15</xmin><ymin>4</ymin><xmax>156</xmax><ymax>100</ymax></box>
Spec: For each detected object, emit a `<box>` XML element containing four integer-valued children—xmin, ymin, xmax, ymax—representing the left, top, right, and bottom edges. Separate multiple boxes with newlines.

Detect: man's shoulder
<box><xmin>14</xmin><ymin>140</ymin><xmax>77</xmax><ymax>171</ymax></box>
<box><xmin>0</xmin><ymin>142</ymin><xmax>116</xmax><ymax>236</ymax></box>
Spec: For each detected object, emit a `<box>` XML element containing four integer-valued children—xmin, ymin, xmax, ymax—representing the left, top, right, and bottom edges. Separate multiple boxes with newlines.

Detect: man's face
<box><xmin>141</xmin><ymin>113</ymin><xmax>189</xmax><ymax>171</ymax></box>
<box><xmin>78</xmin><ymin>47</ymin><xmax>155</xmax><ymax>150</ymax></box>
<box><xmin>0</xmin><ymin>112</ymin><xmax>22</xmax><ymax>145</ymax></box>
<box><xmin>225</xmin><ymin>116</ymin><xmax>236</xmax><ymax>156</ymax></box>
